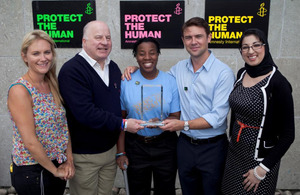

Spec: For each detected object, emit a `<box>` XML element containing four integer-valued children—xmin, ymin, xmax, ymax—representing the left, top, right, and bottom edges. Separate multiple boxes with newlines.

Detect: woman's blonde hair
<box><xmin>21</xmin><ymin>29</ymin><xmax>63</xmax><ymax>106</ymax></box>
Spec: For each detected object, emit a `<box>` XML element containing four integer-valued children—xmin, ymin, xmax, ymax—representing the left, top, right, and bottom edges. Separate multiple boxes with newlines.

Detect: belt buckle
<box><xmin>144</xmin><ymin>136</ymin><xmax>155</xmax><ymax>143</ymax></box>
<box><xmin>190</xmin><ymin>137</ymin><xmax>199</xmax><ymax>145</ymax></box>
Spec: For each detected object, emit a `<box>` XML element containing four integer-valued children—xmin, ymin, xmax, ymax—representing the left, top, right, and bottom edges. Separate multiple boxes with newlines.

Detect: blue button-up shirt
<box><xmin>169</xmin><ymin>51</ymin><xmax>235</xmax><ymax>139</ymax></box>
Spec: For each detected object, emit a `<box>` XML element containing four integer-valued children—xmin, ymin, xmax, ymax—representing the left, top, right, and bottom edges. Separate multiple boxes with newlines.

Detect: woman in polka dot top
<box><xmin>222</xmin><ymin>28</ymin><xmax>294</xmax><ymax>195</ymax></box>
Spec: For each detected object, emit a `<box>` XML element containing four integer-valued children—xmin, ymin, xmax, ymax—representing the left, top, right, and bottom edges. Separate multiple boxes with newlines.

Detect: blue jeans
<box><xmin>11</xmin><ymin>160</ymin><xmax>66</xmax><ymax>195</ymax></box>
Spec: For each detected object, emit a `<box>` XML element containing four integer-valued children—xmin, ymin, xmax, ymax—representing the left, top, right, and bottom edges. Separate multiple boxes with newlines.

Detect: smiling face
<box><xmin>22</xmin><ymin>39</ymin><xmax>53</xmax><ymax>75</ymax></box>
<box><xmin>182</xmin><ymin>26</ymin><xmax>211</xmax><ymax>60</ymax></box>
<box><xmin>136</xmin><ymin>42</ymin><xmax>159</xmax><ymax>74</ymax></box>
<box><xmin>82</xmin><ymin>21</ymin><xmax>112</xmax><ymax>64</ymax></box>
<box><xmin>241</xmin><ymin>34</ymin><xmax>265</xmax><ymax>66</ymax></box>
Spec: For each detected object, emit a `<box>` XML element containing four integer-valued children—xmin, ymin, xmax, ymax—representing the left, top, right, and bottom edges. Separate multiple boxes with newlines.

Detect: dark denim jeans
<box><xmin>11</xmin><ymin>160</ymin><xmax>66</xmax><ymax>195</ymax></box>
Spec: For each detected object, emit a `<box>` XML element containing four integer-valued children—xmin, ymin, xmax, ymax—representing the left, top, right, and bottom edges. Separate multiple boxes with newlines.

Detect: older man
<box><xmin>58</xmin><ymin>20</ymin><xmax>144</xmax><ymax>195</ymax></box>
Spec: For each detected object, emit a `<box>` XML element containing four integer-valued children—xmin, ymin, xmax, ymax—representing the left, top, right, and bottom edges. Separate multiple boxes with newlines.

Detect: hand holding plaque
<box><xmin>144</xmin><ymin>118</ymin><xmax>162</xmax><ymax>128</ymax></box>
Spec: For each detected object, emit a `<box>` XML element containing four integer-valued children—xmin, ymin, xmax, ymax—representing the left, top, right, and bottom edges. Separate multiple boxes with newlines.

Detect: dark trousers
<box><xmin>11</xmin><ymin>160</ymin><xmax>66</xmax><ymax>195</ymax></box>
<box><xmin>125</xmin><ymin>131</ymin><xmax>178</xmax><ymax>195</ymax></box>
<box><xmin>177</xmin><ymin>133</ymin><xmax>228</xmax><ymax>195</ymax></box>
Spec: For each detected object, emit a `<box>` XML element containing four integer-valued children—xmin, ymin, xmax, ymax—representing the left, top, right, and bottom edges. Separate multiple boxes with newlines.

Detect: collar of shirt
<box><xmin>79</xmin><ymin>49</ymin><xmax>110</xmax><ymax>86</ymax></box>
<box><xmin>179</xmin><ymin>50</ymin><xmax>232</xmax><ymax>139</ymax></box>
<box><xmin>79</xmin><ymin>49</ymin><xmax>111</xmax><ymax>68</ymax></box>
<box><xmin>187</xmin><ymin>50</ymin><xmax>214</xmax><ymax>73</ymax></box>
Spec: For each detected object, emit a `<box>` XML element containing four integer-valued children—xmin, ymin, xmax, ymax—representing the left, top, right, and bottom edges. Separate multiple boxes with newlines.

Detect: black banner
<box><xmin>120</xmin><ymin>1</ymin><xmax>185</xmax><ymax>49</ymax></box>
<box><xmin>32</xmin><ymin>1</ymin><xmax>96</xmax><ymax>48</ymax></box>
<box><xmin>205</xmin><ymin>0</ymin><xmax>270</xmax><ymax>48</ymax></box>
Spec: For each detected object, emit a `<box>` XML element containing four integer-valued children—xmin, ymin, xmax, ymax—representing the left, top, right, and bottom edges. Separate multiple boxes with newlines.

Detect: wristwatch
<box><xmin>184</xmin><ymin>121</ymin><xmax>189</xmax><ymax>131</ymax></box>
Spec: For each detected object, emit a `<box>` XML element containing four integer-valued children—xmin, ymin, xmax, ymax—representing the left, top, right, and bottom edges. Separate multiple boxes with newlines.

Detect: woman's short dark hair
<box><xmin>132</xmin><ymin>37</ymin><xmax>161</xmax><ymax>57</ymax></box>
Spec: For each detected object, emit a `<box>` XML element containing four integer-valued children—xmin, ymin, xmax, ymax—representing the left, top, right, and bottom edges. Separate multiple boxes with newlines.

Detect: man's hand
<box><xmin>126</xmin><ymin>118</ymin><xmax>145</xmax><ymax>133</ymax></box>
<box><xmin>121</xmin><ymin>66</ymin><xmax>139</xmax><ymax>81</ymax></box>
<box><xmin>160</xmin><ymin>119</ymin><xmax>184</xmax><ymax>132</ymax></box>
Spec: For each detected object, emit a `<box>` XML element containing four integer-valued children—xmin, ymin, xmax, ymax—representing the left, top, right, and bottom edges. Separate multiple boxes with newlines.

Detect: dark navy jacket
<box><xmin>58</xmin><ymin>54</ymin><xmax>122</xmax><ymax>154</ymax></box>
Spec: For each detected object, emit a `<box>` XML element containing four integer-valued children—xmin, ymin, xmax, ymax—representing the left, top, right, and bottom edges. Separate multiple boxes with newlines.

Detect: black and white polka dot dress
<box><xmin>222</xmin><ymin>75</ymin><xmax>279</xmax><ymax>195</ymax></box>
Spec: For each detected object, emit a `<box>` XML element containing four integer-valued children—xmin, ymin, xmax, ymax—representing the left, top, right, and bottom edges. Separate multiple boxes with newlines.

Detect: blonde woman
<box><xmin>7</xmin><ymin>30</ymin><xmax>74</xmax><ymax>195</ymax></box>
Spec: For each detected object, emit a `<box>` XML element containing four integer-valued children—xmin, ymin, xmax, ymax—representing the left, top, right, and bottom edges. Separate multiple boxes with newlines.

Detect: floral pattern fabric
<box><xmin>9</xmin><ymin>77</ymin><xmax>69</xmax><ymax>166</ymax></box>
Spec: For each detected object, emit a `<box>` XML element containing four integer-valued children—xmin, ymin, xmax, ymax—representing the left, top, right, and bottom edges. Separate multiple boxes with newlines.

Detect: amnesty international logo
<box><xmin>85</xmin><ymin>3</ymin><xmax>93</xmax><ymax>15</ymax></box>
<box><xmin>174</xmin><ymin>3</ymin><xmax>183</xmax><ymax>15</ymax></box>
<box><xmin>257</xmin><ymin>3</ymin><xmax>267</xmax><ymax>17</ymax></box>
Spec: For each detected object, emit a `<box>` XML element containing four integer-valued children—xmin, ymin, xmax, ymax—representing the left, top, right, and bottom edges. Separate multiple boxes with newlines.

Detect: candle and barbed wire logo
<box><xmin>174</xmin><ymin>3</ymin><xmax>183</xmax><ymax>15</ymax></box>
<box><xmin>257</xmin><ymin>3</ymin><xmax>267</xmax><ymax>17</ymax></box>
<box><xmin>85</xmin><ymin>3</ymin><xmax>93</xmax><ymax>15</ymax></box>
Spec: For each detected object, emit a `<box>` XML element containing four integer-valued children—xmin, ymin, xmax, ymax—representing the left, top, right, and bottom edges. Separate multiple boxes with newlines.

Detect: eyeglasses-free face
<box><xmin>136</xmin><ymin>41</ymin><xmax>159</xmax><ymax>78</ymax></box>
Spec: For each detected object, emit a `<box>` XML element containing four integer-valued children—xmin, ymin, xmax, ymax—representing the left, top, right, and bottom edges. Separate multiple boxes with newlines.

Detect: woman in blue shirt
<box><xmin>116</xmin><ymin>37</ymin><xmax>180</xmax><ymax>195</ymax></box>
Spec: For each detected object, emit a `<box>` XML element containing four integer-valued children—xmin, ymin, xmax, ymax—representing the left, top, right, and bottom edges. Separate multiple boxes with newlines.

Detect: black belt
<box><xmin>129</xmin><ymin>131</ymin><xmax>172</xmax><ymax>144</ymax></box>
<box><xmin>180</xmin><ymin>133</ymin><xmax>226</xmax><ymax>145</ymax></box>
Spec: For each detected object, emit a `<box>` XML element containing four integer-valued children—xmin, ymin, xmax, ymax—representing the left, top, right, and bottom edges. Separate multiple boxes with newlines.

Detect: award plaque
<box><xmin>140</xmin><ymin>84</ymin><xmax>164</xmax><ymax>126</ymax></box>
